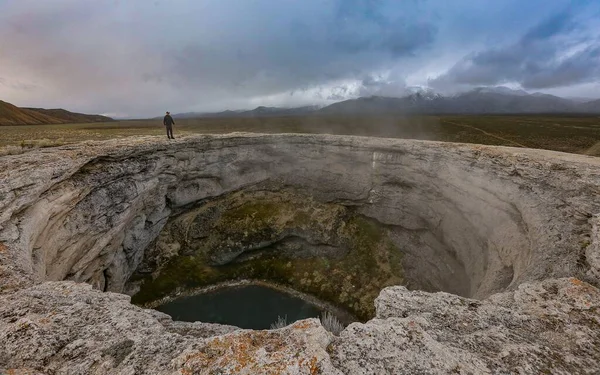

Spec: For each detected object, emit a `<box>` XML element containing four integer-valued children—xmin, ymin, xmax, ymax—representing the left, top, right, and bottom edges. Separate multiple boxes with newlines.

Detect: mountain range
<box><xmin>0</xmin><ymin>100</ymin><xmax>113</xmax><ymax>126</ymax></box>
<box><xmin>3</xmin><ymin>86</ymin><xmax>600</xmax><ymax>125</ymax></box>
<box><xmin>171</xmin><ymin>87</ymin><xmax>600</xmax><ymax>118</ymax></box>
<box><xmin>170</xmin><ymin>105</ymin><xmax>322</xmax><ymax>119</ymax></box>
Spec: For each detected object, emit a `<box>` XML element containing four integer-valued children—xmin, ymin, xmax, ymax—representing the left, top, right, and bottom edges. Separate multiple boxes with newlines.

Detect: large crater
<box><xmin>1</xmin><ymin>134</ymin><xmax>600</xmax><ymax>373</ymax></box>
<box><xmin>1</xmin><ymin>134</ymin><xmax>598</xmax><ymax>306</ymax></box>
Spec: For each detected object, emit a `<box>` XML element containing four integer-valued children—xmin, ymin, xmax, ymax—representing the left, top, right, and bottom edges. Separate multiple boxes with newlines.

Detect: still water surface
<box><xmin>156</xmin><ymin>285</ymin><xmax>322</xmax><ymax>329</ymax></box>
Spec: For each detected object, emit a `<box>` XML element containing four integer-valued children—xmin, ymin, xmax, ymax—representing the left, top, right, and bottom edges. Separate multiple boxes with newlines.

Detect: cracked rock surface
<box><xmin>0</xmin><ymin>133</ymin><xmax>599</xmax><ymax>374</ymax></box>
<box><xmin>1</xmin><ymin>279</ymin><xmax>599</xmax><ymax>374</ymax></box>
<box><xmin>331</xmin><ymin>278</ymin><xmax>600</xmax><ymax>374</ymax></box>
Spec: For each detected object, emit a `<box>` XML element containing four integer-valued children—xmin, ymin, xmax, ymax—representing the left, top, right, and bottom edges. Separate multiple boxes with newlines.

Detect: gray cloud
<box><xmin>330</xmin><ymin>0</ymin><xmax>436</xmax><ymax>56</ymax></box>
<box><xmin>429</xmin><ymin>6</ymin><xmax>600</xmax><ymax>90</ymax></box>
<box><xmin>0</xmin><ymin>78</ymin><xmax>38</xmax><ymax>92</ymax></box>
<box><xmin>0</xmin><ymin>0</ymin><xmax>598</xmax><ymax>116</ymax></box>
<box><xmin>162</xmin><ymin>0</ymin><xmax>437</xmax><ymax>97</ymax></box>
<box><xmin>357</xmin><ymin>74</ymin><xmax>408</xmax><ymax>97</ymax></box>
<box><xmin>0</xmin><ymin>0</ymin><xmax>438</xmax><ymax>116</ymax></box>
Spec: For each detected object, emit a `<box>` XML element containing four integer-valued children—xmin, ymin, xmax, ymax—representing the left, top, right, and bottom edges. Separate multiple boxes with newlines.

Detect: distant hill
<box><xmin>439</xmin><ymin>90</ymin><xmax>575</xmax><ymax>114</ymax></box>
<box><xmin>318</xmin><ymin>89</ymin><xmax>579</xmax><ymax>115</ymax></box>
<box><xmin>0</xmin><ymin>100</ymin><xmax>113</xmax><ymax>126</ymax></box>
<box><xmin>319</xmin><ymin>95</ymin><xmax>425</xmax><ymax>115</ymax></box>
<box><xmin>579</xmin><ymin>99</ymin><xmax>600</xmax><ymax>113</ymax></box>
<box><xmin>23</xmin><ymin>108</ymin><xmax>113</xmax><ymax>123</ymax></box>
<box><xmin>168</xmin><ymin>88</ymin><xmax>600</xmax><ymax>119</ymax></box>
<box><xmin>239</xmin><ymin>105</ymin><xmax>322</xmax><ymax>117</ymax></box>
<box><xmin>170</xmin><ymin>105</ymin><xmax>321</xmax><ymax>119</ymax></box>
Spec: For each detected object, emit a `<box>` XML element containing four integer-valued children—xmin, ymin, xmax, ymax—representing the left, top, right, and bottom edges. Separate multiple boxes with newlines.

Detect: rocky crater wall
<box><xmin>1</xmin><ymin>134</ymin><xmax>599</xmax><ymax>374</ymax></box>
<box><xmin>1</xmin><ymin>134</ymin><xmax>598</xmax><ymax>299</ymax></box>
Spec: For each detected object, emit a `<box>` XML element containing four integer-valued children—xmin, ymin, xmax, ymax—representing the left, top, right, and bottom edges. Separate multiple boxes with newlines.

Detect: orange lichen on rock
<box><xmin>175</xmin><ymin>319</ymin><xmax>333</xmax><ymax>375</ymax></box>
<box><xmin>291</xmin><ymin>320</ymin><xmax>314</xmax><ymax>330</ymax></box>
<box><xmin>309</xmin><ymin>356</ymin><xmax>319</xmax><ymax>374</ymax></box>
<box><xmin>5</xmin><ymin>369</ymin><xmax>40</xmax><ymax>375</ymax></box>
<box><xmin>568</xmin><ymin>278</ymin><xmax>599</xmax><ymax>295</ymax></box>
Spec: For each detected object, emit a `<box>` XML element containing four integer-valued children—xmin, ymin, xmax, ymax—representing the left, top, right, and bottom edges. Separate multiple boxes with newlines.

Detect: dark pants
<box><xmin>166</xmin><ymin>124</ymin><xmax>174</xmax><ymax>138</ymax></box>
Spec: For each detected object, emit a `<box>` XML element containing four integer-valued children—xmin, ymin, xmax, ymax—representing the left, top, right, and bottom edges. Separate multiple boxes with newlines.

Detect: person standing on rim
<box><xmin>163</xmin><ymin>111</ymin><xmax>175</xmax><ymax>139</ymax></box>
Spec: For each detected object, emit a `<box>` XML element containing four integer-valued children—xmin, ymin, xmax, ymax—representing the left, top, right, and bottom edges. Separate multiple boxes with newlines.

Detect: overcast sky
<box><xmin>1</xmin><ymin>0</ymin><xmax>599</xmax><ymax>117</ymax></box>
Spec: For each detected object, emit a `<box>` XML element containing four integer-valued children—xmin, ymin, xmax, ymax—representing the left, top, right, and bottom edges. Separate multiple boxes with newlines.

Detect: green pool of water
<box><xmin>156</xmin><ymin>285</ymin><xmax>323</xmax><ymax>329</ymax></box>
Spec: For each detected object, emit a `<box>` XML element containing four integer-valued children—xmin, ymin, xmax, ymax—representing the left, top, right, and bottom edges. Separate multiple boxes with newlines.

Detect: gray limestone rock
<box><xmin>0</xmin><ymin>281</ymin><xmax>335</xmax><ymax>374</ymax></box>
<box><xmin>331</xmin><ymin>278</ymin><xmax>600</xmax><ymax>374</ymax></box>
<box><xmin>0</xmin><ymin>134</ymin><xmax>599</xmax><ymax>373</ymax></box>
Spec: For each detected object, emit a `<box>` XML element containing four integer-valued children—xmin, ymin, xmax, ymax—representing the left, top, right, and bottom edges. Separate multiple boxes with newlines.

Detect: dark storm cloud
<box><xmin>330</xmin><ymin>0</ymin><xmax>436</xmax><ymax>56</ymax></box>
<box><xmin>429</xmin><ymin>5</ymin><xmax>600</xmax><ymax>90</ymax></box>
<box><xmin>163</xmin><ymin>0</ymin><xmax>437</xmax><ymax>96</ymax></box>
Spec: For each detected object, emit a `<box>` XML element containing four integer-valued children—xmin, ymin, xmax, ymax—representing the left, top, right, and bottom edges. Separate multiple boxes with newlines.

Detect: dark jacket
<box><xmin>163</xmin><ymin>114</ymin><xmax>175</xmax><ymax>126</ymax></box>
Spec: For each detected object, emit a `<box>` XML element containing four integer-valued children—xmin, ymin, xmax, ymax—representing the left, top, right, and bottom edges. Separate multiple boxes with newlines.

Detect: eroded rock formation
<box><xmin>1</xmin><ymin>133</ymin><xmax>599</xmax><ymax>374</ymax></box>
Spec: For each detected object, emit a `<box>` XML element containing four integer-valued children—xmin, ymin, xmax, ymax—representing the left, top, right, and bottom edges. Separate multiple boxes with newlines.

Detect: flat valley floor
<box><xmin>2</xmin><ymin>114</ymin><xmax>599</xmax><ymax>156</ymax></box>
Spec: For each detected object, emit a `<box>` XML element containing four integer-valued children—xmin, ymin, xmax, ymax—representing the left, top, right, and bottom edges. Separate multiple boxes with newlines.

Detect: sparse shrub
<box><xmin>0</xmin><ymin>138</ymin><xmax>68</xmax><ymax>156</ymax></box>
<box><xmin>320</xmin><ymin>311</ymin><xmax>344</xmax><ymax>335</ymax></box>
<box><xmin>270</xmin><ymin>315</ymin><xmax>288</xmax><ymax>330</ymax></box>
<box><xmin>35</xmin><ymin>139</ymin><xmax>53</xmax><ymax>148</ymax></box>
<box><xmin>20</xmin><ymin>138</ymin><xmax>67</xmax><ymax>149</ymax></box>
<box><xmin>580</xmin><ymin>239</ymin><xmax>591</xmax><ymax>250</ymax></box>
<box><xmin>36</xmin><ymin>138</ymin><xmax>65</xmax><ymax>148</ymax></box>
<box><xmin>0</xmin><ymin>145</ymin><xmax>25</xmax><ymax>156</ymax></box>
<box><xmin>269</xmin><ymin>312</ymin><xmax>344</xmax><ymax>334</ymax></box>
